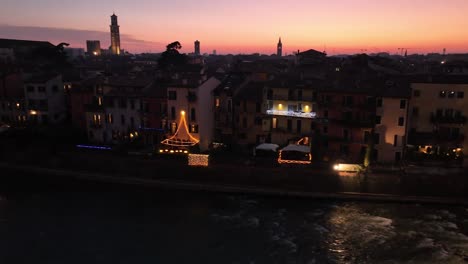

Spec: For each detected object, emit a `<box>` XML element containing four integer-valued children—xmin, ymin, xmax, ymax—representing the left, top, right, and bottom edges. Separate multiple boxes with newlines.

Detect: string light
<box><xmin>161</xmin><ymin>110</ymin><xmax>200</xmax><ymax>147</ymax></box>
<box><xmin>277</xmin><ymin>150</ymin><xmax>312</xmax><ymax>165</ymax></box>
<box><xmin>188</xmin><ymin>154</ymin><xmax>209</xmax><ymax>167</ymax></box>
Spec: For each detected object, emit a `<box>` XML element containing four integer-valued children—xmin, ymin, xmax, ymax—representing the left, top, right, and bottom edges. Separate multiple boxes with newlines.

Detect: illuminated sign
<box><xmin>266</xmin><ymin>110</ymin><xmax>317</xmax><ymax>119</ymax></box>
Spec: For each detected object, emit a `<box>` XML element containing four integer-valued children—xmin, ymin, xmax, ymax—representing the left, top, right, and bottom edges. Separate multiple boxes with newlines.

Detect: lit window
<box><xmin>439</xmin><ymin>91</ymin><xmax>446</xmax><ymax>98</ymax></box>
<box><xmin>98</xmin><ymin>97</ymin><xmax>102</xmax><ymax>106</ymax></box>
<box><xmin>171</xmin><ymin>122</ymin><xmax>177</xmax><ymax>134</ymax></box>
<box><xmin>448</xmin><ymin>91</ymin><xmax>455</xmax><ymax>98</ymax></box>
<box><xmin>190</xmin><ymin>124</ymin><xmax>199</xmax><ymax>133</ymax></box>
<box><xmin>272</xmin><ymin>118</ymin><xmax>277</xmax><ymax>129</ymax></box>
<box><xmin>215</xmin><ymin>98</ymin><xmax>220</xmax><ymax>107</ymax></box>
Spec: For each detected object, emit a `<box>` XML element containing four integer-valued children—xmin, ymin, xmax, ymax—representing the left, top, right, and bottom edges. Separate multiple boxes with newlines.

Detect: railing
<box><xmin>266</xmin><ymin>110</ymin><xmax>317</xmax><ymax>119</ymax></box>
<box><xmin>430</xmin><ymin>114</ymin><xmax>467</xmax><ymax>124</ymax></box>
<box><xmin>268</xmin><ymin>95</ymin><xmax>315</xmax><ymax>101</ymax></box>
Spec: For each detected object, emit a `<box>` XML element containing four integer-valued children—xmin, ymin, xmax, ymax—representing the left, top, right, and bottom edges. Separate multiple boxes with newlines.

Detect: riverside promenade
<box><xmin>1</xmin><ymin>146</ymin><xmax>467</xmax><ymax>205</ymax></box>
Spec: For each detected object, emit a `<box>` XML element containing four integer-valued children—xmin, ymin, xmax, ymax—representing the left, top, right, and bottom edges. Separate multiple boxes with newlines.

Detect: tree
<box><xmin>157</xmin><ymin>41</ymin><xmax>188</xmax><ymax>70</ymax></box>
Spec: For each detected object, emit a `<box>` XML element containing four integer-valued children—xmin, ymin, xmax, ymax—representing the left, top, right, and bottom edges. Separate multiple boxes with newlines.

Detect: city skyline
<box><xmin>1</xmin><ymin>0</ymin><xmax>468</xmax><ymax>55</ymax></box>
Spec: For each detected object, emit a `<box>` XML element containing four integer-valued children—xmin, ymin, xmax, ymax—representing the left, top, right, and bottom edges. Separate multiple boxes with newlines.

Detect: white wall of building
<box><xmin>374</xmin><ymin>97</ymin><xmax>408</xmax><ymax>163</ymax></box>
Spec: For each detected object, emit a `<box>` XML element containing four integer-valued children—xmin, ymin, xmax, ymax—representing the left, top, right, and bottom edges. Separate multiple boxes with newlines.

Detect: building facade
<box><xmin>166</xmin><ymin>71</ymin><xmax>220</xmax><ymax>151</ymax></box>
<box><xmin>86</xmin><ymin>40</ymin><xmax>101</xmax><ymax>56</ymax></box>
<box><xmin>408</xmin><ymin>77</ymin><xmax>467</xmax><ymax>166</ymax></box>
<box><xmin>24</xmin><ymin>74</ymin><xmax>65</xmax><ymax>125</ymax></box>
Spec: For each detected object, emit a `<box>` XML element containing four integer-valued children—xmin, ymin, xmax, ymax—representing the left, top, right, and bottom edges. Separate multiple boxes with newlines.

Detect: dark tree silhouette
<box><xmin>158</xmin><ymin>41</ymin><xmax>188</xmax><ymax>70</ymax></box>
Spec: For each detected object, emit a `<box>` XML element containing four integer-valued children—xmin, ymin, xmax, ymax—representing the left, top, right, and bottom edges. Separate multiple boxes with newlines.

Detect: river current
<box><xmin>0</xmin><ymin>177</ymin><xmax>467</xmax><ymax>263</ymax></box>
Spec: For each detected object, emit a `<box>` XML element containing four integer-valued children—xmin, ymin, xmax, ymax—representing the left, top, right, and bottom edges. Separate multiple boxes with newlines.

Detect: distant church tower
<box><xmin>194</xmin><ymin>40</ymin><xmax>200</xmax><ymax>55</ymax></box>
<box><xmin>277</xmin><ymin>37</ymin><xmax>282</xmax><ymax>57</ymax></box>
<box><xmin>110</xmin><ymin>13</ymin><xmax>121</xmax><ymax>55</ymax></box>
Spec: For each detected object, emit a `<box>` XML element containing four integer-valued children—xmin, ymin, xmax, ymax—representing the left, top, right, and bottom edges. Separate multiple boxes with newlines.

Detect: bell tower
<box><xmin>277</xmin><ymin>37</ymin><xmax>282</xmax><ymax>57</ymax></box>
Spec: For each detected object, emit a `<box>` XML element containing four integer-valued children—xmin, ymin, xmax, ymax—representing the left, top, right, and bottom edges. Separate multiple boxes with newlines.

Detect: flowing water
<box><xmin>0</xmin><ymin>175</ymin><xmax>467</xmax><ymax>264</ymax></box>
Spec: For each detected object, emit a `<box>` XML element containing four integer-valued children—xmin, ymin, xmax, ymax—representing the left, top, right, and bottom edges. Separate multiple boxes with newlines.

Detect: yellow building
<box><xmin>263</xmin><ymin>77</ymin><xmax>318</xmax><ymax>145</ymax></box>
<box><xmin>408</xmin><ymin>78</ymin><xmax>467</xmax><ymax>166</ymax></box>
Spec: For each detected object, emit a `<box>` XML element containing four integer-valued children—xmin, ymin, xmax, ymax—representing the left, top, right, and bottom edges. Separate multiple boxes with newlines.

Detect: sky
<box><xmin>1</xmin><ymin>0</ymin><xmax>468</xmax><ymax>55</ymax></box>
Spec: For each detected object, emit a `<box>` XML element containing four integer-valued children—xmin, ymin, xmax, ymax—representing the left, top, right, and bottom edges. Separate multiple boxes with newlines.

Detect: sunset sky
<box><xmin>1</xmin><ymin>0</ymin><xmax>468</xmax><ymax>55</ymax></box>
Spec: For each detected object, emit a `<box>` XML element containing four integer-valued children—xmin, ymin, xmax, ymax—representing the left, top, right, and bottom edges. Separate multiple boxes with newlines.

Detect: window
<box><xmin>448</xmin><ymin>91</ymin><xmax>455</xmax><ymax>98</ymax></box>
<box><xmin>395</xmin><ymin>152</ymin><xmax>401</xmax><ymax>162</ymax></box>
<box><xmin>39</xmin><ymin>100</ymin><xmax>48</xmax><ymax>110</ymax></box>
<box><xmin>412</xmin><ymin>107</ymin><xmax>419</xmax><ymax>116</ymax></box>
<box><xmin>190</xmin><ymin>124</ymin><xmax>199</xmax><ymax>133</ymax></box>
<box><xmin>413</xmin><ymin>90</ymin><xmax>421</xmax><ymax>97</ymax></box>
<box><xmin>375</xmin><ymin>116</ymin><xmax>381</xmax><ymax>125</ymax></box>
<box><xmin>256</xmin><ymin>103</ymin><xmax>261</xmax><ymax>113</ymax></box>
<box><xmin>436</xmin><ymin>109</ymin><xmax>443</xmax><ymax>117</ymax></box>
<box><xmin>191</xmin><ymin>108</ymin><xmax>196</xmax><ymax>121</ymax></box>
<box><xmin>255</xmin><ymin>117</ymin><xmax>262</xmax><ymax>126</ymax></box>
<box><xmin>171</xmin><ymin>122</ymin><xmax>177</xmax><ymax>134</ymax></box>
<box><xmin>107</xmin><ymin>113</ymin><xmax>113</xmax><ymax>124</ymax></box>
<box><xmin>296</xmin><ymin>120</ymin><xmax>302</xmax><ymax>133</ymax></box>
<box><xmin>52</xmin><ymin>85</ymin><xmax>58</xmax><ymax>93</ymax></box>
<box><xmin>130</xmin><ymin>117</ymin><xmax>135</xmax><ymax>128</ymax></box>
<box><xmin>215</xmin><ymin>98</ymin><xmax>220</xmax><ymax>107</ymax></box>
<box><xmin>297</xmin><ymin>90</ymin><xmax>303</xmax><ymax>101</ymax></box>
<box><xmin>324</xmin><ymin>110</ymin><xmax>329</xmax><ymax>118</ymax></box>
<box><xmin>243</xmin><ymin>101</ymin><xmax>247</xmax><ymax>112</ymax></box>
<box><xmin>242</xmin><ymin>117</ymin><xmax>247</xmax><ymax>128</ymax></box>
<box><xmin>227</xmin><ymin>100</ymin><xmax>232</xmax><ymax>112</ymax></box>
<box><xmin>266</xmin><ymin>89</ymin><xmax>273</xmax><ymax>100</ymax></box>
<box><xmin>343</xmin><ymin>96</ymin><xmax>354</xmax><ymax>106</ymax></box>
<box><xmin>445</xmin><ymin>109</ymin><xmax>454</xmax><ymax>118</ymax></box>
<box><xmin>394</xmin><ymin>135</ymin><xmax>398</xmax><ymax>147</ymax></box>
<box><xmin>98</xmin><ymin>97</ymin><xmax>102</xmax><ymax>106</ymax></box>
<box><xmin>400</xmin><ymin>99</ymin><xmax>406</xmax><ymax>109</ymax></box>
<box><xmin>119</xmin><ymin>98</ymin><xmax>127</xmax><ymax>108</ymax></box>
<box><xmin>398</xmin><ymin>117</ymin><xmax>405</xmax><ymax>126</ymax></box>
<box><xmin>364</xmin><ymin>131</ymin><xmax>371</xmax><ymax>142</ymax></box>
<box><xmin>323</xmin><ymin>126</ymin><xmax>328</xmax><ymax>134</ymax></box>
<box><xmin>374</xmin><ymin>133</ymin><xmax>380</xmax><ymax>145</ymax></box>
<box><xmin>168</xmin><ymin>91</ymin><xmax>177</xmax><ymax>100</ymax></box>
<box><xmin>439</xmin><ymin>91</ymin><xmax>446</xmax><ymax>98</ymax></box>
<box><xmin>376</xmin><ymin>98</ymin><xmax>382</xmax><ymax>107</ymax></box>
<box><xmin>130</xmin><ymin>100</ymin><xmax>135</xmax><ymax>110</ymax></box>
<box><xmin>28</xmin><ymin>99</ymin><xmax>36</xmax><ymax>108</ymax></box>
<box><xmin>272</xmin><ymin>118</ymin><xmax>277</xmax><ymax>129</ymax></box>
<box><xmin>340</xmin><ymin>145</ymin><xmax>349</xmax><ymax>156</ymax></box>
<box><xmin>27</xmin><ymin>86</ymin><xmax>34</xmax><ymax>92</ymax></box>
<box><xmin>343</xmin><ymin>129</ymin><xmax>349</xmax><ymax>140</ymax></box>
<box><xmin>287</xmin><ymin>119</ymin><xmax>292</xmax><ymax>132</ymax></box>
<box><xmin>458</xmin><ymin>91</ymin><xmax>464</xmax><ymax>98</ymax></box>
<box><xmin>171</xmin><ymin>107</ymin><xmax>175</xmax><ymax>120</ymax></box>
<box><xmin>121</xmin><ymin>114</ymin><xmax>125</xmax><ymax>125</ymax></box>
<box><xmin>38</xmin><ymin>86</ymin><xmax>46</xmax><ymax>93</ymax></box>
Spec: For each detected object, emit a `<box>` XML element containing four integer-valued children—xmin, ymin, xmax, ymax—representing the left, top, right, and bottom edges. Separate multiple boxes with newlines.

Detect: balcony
<box><xmin>430</xmin><ymin>114</ymin><xmax>467</xmax><ymax>124</ymax></box>
<box><xmin>266</xmin><ymin>110</ymin><xmax>317</xmax><ymax>119</ymax></box>
<box><xmin>268</xmin><ymin>95</ymin><xmax>315</xmax><ymax>102</ymax></box>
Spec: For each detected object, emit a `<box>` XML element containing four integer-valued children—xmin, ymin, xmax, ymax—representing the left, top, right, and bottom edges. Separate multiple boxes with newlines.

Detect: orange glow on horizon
<box><xmin>2</xmin><ymin>0</ymin><xmax>468</xmax><ymax>55</ymax></box>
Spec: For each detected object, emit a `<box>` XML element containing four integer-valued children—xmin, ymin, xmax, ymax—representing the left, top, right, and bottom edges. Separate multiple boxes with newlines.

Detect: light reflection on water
<box><xmin>0</xmin><ymin>188</ymin><xmax>466</xmax><ymax>263</ymax></box>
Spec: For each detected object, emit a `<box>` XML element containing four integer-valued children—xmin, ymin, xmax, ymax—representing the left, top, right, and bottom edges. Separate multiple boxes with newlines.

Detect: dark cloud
<box><xmin>0</xmin><ymin>24</ymin><xmax>165</xmax><ymax>53</ymax></box>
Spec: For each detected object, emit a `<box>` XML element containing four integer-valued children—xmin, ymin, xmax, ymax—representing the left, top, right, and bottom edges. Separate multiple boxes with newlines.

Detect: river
<box><xmin>0</xmin><ymin>174</ymin><xmax>467</xmax><ymax>264</ymax></box>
